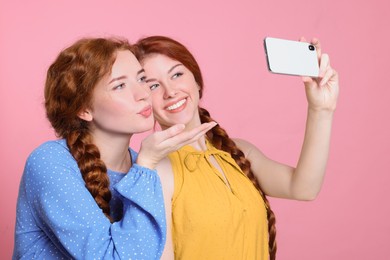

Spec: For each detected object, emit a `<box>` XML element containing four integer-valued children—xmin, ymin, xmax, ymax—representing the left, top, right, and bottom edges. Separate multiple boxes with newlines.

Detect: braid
<box><xmin>44</xmin><ymin>37</ymin><xmax>133</xmax><ymax>223</ymax></box>
<box><xmin>199</xmin><ymin>107</ymin><xmax>277</xmax><ymax>259</ymax></box>
<box><xmin>66</xmin><ymin>130</ymin><xmax>113</xmax><ymax>222</ymax></box>
<box><xmin>135</xmin><ymin>35</ymin><xmax>277</xmax><ymax>258</ymax></box>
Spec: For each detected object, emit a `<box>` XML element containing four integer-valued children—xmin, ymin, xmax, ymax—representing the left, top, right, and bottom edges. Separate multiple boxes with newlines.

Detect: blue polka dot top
<box><xmin>13</xmin><ymin>139</ymin><xmax>166</xmax><ymax>259</ymax></box>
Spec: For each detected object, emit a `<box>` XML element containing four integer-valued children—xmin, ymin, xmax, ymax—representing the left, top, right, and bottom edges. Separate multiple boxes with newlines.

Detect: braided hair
<box><xmin>44</xmin><ymin>37</ymin><xmax>133</xmax><ymax>222</ymax></box>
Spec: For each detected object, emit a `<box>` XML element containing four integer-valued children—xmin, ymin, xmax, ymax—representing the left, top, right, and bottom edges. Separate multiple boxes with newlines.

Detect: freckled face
<box><xmin>142</xmin><ymin>54</ymin><xmax>201</xmax><ymax>130</ymax></box>
<box><xmin>88</xmin><ymin>50</ymin><xmax>153</xmax><ymax>136</ymax></box>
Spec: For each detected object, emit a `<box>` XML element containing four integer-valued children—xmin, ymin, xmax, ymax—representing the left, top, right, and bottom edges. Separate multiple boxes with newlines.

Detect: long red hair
<box><xmin>135</xmin><ymin>36</ymin><xmax>277</xmax><ymax>259</ymax></box>
<box><xmin>45</xmin><ymin>37</ymin><xmax>133</xmax><ymax>222</ymax></box>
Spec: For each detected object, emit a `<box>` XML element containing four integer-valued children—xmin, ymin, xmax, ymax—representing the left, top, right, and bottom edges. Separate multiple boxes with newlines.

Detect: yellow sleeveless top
<box><xmin>168</xmin><ymin>140</ymin><xmax>269</xmax><ymax>260</ymax></box>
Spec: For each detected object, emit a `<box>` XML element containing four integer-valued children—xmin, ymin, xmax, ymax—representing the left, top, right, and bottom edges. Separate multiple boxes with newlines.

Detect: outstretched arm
<box><xmin>236</xmin><ymin>38</ymin><xmax>339</xmax><ymax>201</ymax></box>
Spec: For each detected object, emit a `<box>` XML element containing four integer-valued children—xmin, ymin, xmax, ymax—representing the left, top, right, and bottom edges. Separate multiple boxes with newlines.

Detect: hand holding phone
<box><xmin>264</xmin><ymin>37</ymin><xmax>319</xmax><ymax>77</ymax></box>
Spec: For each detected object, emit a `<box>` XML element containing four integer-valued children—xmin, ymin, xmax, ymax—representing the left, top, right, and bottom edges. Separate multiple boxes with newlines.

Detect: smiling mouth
<box><xmin>166</xmin><ymin>99</ymin><xmax>186</xmax><ymax>111</ymax></box>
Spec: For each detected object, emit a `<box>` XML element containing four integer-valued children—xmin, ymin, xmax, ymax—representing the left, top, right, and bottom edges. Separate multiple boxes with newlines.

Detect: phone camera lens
<box><xmin>308</xmin><ymin>45</ymin><xmax>315</xmax><ymax>51</ymax></box>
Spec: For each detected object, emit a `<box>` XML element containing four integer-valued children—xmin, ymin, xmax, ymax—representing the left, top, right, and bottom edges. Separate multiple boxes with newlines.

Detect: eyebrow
<box><xmin>145</xmin><ymin>64</ymin><xmax>183</xmax><ymax>83</ymax></box>
<box><xmin>108</xmin><ymin>69</ymin><xmax>145</xmax><ymax>84</ymax></box>
<box><xmin>168</xmin><ymin>64</ymin><xmax>183</xmax><ymax>74</ymax></box>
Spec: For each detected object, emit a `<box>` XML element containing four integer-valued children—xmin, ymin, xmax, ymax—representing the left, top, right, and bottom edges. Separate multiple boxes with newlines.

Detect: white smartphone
<box><xmin>263</xmin><ymin>37</ymin><xmax>319</xmax><ymax>77</ymax></box>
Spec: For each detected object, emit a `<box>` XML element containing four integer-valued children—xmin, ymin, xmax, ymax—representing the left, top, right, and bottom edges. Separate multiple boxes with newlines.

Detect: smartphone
<box><xmin>263</xmin><ymin>37</ymin><xmax>319</xmax><ymax>77</ymax></box>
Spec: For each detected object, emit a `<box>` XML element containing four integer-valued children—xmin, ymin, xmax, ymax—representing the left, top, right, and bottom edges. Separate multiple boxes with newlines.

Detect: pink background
<box><xmin>1</xmin><ymin>0</ymin><xmax>389</xmax><ymax>259</ymax></box>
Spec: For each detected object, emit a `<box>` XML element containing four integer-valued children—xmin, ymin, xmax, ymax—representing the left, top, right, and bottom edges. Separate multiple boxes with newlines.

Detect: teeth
<box><xmin>167</xmin><ymin>99</ymin><xmax>186</xmax><ymax>111</ymax></box>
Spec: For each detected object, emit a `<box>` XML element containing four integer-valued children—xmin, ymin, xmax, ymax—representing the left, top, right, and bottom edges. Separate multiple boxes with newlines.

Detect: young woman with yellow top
<box><xmin>135</xmin><ymin>36</ymin><xmax>339</xmax><ymax>260</ymax></box>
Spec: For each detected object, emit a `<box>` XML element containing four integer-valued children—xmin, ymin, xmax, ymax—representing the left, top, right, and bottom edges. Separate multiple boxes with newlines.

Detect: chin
<box><xmin>165</xmin><ymin>114</ymin><xmax>194</xmax><ymax>126</ymax></box>
<box><xmin>133</xmin><ymin>122</ymin><xmax>154</xmax><ymax>133</ymax></box>
<box><xmin>132</xmin><ymin>127</ymin><xmax>152</xmax><ymax>134</ymax></box>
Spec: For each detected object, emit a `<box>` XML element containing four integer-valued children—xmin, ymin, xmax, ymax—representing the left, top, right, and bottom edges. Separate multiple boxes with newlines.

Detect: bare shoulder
<box><xmin>155</xmin><ymin>157</ymin><xmax>174</xmax><ymax>178</ymax></box>
<box><xmin>156</xmin><ymin>158</ymin><xmax>173</xmax><ymax>186</ymax></box>
<box><xmin>232</xmin><ymin>138</ymin><xmax>265</xmax><ymax>158</ymax></box>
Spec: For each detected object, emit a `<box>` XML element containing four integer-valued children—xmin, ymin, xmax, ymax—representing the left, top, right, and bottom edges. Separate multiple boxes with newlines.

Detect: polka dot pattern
<box><xmin>13</xmin><ymin>139</ymin><xmax>166</xmax><ymax>259</ymax></box>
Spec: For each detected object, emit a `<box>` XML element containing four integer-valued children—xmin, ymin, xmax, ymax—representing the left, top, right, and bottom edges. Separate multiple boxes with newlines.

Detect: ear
<box><xmin>77</xmin><ymin>109</ymin><xmax>93</xmax><ymax>122</ymax></box>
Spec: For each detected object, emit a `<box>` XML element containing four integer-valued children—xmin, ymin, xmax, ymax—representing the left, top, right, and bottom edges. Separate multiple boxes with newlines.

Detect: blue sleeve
<box><xmin>13</xmin><ymin>141</ymin><xmax>166</xmax><ymax>260</ymax></box>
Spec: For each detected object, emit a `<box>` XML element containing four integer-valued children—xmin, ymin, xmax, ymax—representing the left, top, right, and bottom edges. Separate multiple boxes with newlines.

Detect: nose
<box><xmin>162</xmin><ymin>82</ymin><xmax>177</xmax><ymax>99</ymax></box>
<box><xmin>134</xmin><ymin>82</ymin><xmax>151</xmax><ymax>101</ymax></box>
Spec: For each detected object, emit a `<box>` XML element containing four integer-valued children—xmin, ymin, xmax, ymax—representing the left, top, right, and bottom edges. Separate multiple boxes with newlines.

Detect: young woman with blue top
<box><xmin>13</xmin><ymin>37</ymin><xmax>216</xmax><ymax>259</ymax></box>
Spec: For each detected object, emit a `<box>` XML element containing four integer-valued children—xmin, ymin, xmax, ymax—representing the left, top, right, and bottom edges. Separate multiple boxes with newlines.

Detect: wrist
<box><xmin>135</xmin><ymin>157</ymin><xmax>156</xmax><ymax>170</ymax></box>
<box><xmin>131</xmin><ymin>162</ymin><xmax>157</xmax><ymax>173</ymax></box>
<box><xmin>307</xmin><ymin>107</ymin><xmax>335</xmax><ymax>122</ymax></box>
<box><xmin>308</xmin><ymin>105</ymin><xmax>336</xmax><ymax>115</ymax></box>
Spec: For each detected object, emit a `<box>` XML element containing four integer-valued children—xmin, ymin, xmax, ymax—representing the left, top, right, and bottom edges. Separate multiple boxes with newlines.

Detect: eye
<box><xmin>172</xmin><ymin>72</ymin><xmax>183</xmax><ymax>79</ymax></box>
<box><xmin>138</xmin><ymin>76</ymin><xmax>147</xmax><ymax>83</ymax></box>
<box><xmin>113</xmin><ymin>83</ymin><xmax>125</xmax><ymax>90</ymax></box>
<box><xmin>149</xmin><ymin>83</ymin><xmax>160</xmax><ymax>91</ymax></box>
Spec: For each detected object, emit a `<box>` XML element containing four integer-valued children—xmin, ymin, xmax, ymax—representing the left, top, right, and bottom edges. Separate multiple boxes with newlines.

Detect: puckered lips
<box><xmin>165</xmin><ymin>98</ymin><xmax>187</xmax><ymax>113</ymax></box>
<box><xmin>138</xmin><ymin>105</ymin><xmax>152</xmax><ymax>117</ymax></box>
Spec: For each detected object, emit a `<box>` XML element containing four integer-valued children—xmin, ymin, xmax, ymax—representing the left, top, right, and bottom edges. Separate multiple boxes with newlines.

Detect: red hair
<box><xmin>135</xmin><ymin>36</ymin><xmax>277</xmax><ymax>259</ymax></box>
<box><xmin>45</xmin><ymin>37</ymin><xmax>133</xmax><ymax>222</ymax></box>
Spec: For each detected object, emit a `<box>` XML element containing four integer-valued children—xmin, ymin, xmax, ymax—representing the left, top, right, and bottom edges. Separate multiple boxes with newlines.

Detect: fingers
<box><xmin>320</xmin><ymin>67</ymin><xmax>337</xmax><ymax>87</ymax></box>
<box><xmin>162</xmin><ymin>122</ymin><xmax>217</xmax><ymax>147</ymax></box>
<box><xmin>152</xmin><ymin>121</ymin><xmax>215</xmax><ymax>147</ymax></box>
<box><xmin>302</xmin><ymin>75</ymin><xmax>312</xmax><ymax>83</ymax></box>
<box><xmin>181</xmin><ymin>122</ymin><xmax>217</xmax><ymax>144</ymax></box>
<box><xmin>310</xmin><ymin>37</ymin><xmax>322</xmax><ymax>60</ymax></box>
<box><xmin>319</xmin><ymin>53</ymin><xmax>330</xmax><ymax>78</ymax></box>
<box><xmin>188</xmin><ymin>122</ymin><xmax>217</xmax><ymax>136</ymax></box>
<box><xmin>317</xmin><ymin>53</ymin><xmax>336</xmax><ymax>86</ymax></box>
<box><xmin>300</xmin><ymin>37</ymin><xmax>321</xmax><ymax>57</ymax></box>
<box><xmin>300</xmin><ymin>37</ymin><xmax>322</xmax><ymax>80</ymax></box>
<box><xmin>154</xmin><ymin>124</ymin><xmax>185</xmax><ymax>142</ymax></box>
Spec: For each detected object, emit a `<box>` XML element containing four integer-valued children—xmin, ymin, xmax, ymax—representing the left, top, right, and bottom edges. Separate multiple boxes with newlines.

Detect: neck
<box><xmin>191</xmin><ymin>135</ymin><xmax>208</xmax><ymax>151</ymax></box>
<box><xmin>91</xmin><ymin>130</ymin><xmax>133</xmax><ymax>173</ymax></box>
